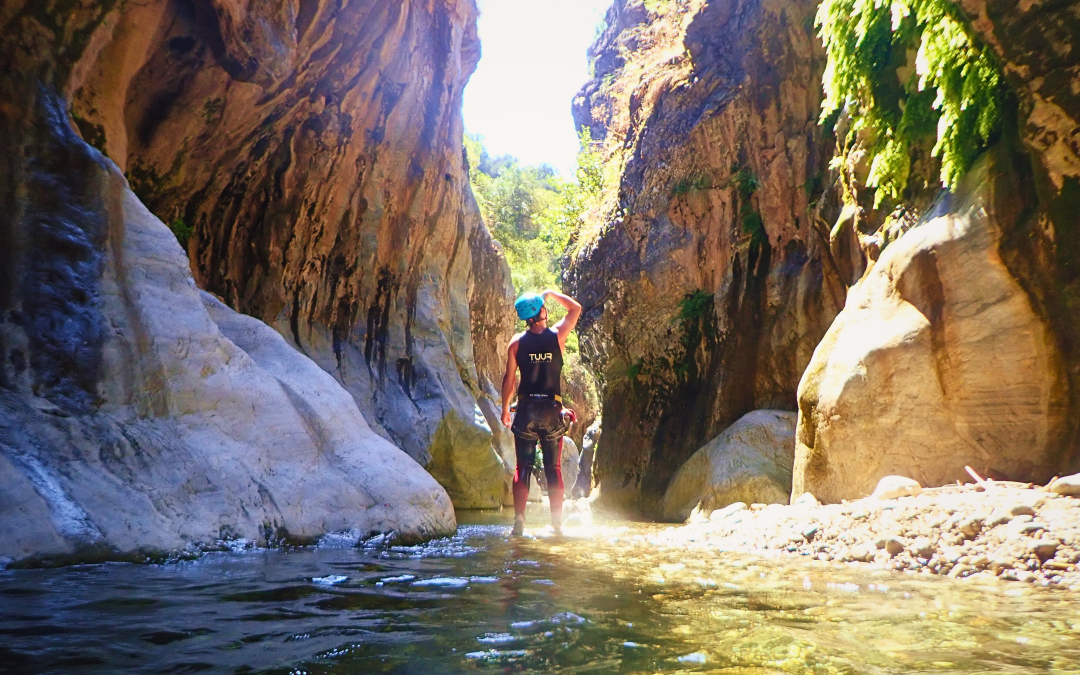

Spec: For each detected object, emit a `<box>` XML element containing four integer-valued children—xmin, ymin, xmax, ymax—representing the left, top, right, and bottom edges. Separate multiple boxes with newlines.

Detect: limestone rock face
<box><xmin>660</xmin><ymin>410</ymin><xmax>796</xmax><ymax>523</ymax></box>
<box><xmin>565</xmin><ymin>0</ymin><xmax>845</xmax><ymax>515</ymax></box>
<box><xmin>793</xmin><ymin>154</ymin><xmax>1071</xmax><ymax>503</ymax></box>
<box><xmin>956</xmin><ymin>0</ymin><xmax>1080</xmax><ymax>190</ymax></box>
<box><xmin>5</xmin><ymin>0</ymin><xmax>516</xmax><ymax>509</ymax></box>
<box><xmin>0</xmin><ymin>99</ymin><xmax>455</xmax><ymax>562</ymax></box>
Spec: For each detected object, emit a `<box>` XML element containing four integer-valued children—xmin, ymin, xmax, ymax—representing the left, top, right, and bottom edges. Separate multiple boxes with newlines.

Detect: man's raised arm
<box><xmin>544</xmin><ymin>289</ymin><xmax>581</xmax><ymax>349</ymax></box>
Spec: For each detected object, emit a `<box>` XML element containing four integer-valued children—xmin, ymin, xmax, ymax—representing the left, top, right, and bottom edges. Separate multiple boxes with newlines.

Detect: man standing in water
<box><xmin>501</xmin><ymin>289</ymin><xmax>581</xmax><ymax>536</ymax></box>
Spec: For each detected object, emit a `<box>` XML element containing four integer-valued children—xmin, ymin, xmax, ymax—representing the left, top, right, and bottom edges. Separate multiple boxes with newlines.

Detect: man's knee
<box><xmin>514</xmin><ymin>462</ymin><xmax>535</xmax><ymax>484</ymax></box>
<box><xmin>544</xmin><ymin>464</ymin><xmax>562</xmax><ymax>490</ymax></box>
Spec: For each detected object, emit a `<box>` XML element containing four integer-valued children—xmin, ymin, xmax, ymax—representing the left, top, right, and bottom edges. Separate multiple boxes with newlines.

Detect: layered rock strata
<box><xmin>566</xmin><ymin>0</ymin><xmax>845</xmax><ymax>515</ymax></box>
<box><xmin>4</xmin><ymin>0</ymin><xmax>517</xmax><ymax>509</ymax></box>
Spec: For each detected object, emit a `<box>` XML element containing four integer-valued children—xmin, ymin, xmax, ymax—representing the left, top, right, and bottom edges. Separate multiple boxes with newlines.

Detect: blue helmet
<box><xmin>514</xmin><ymin>293</ymin><xmax>544</xmax><ymax>321</ymax></box>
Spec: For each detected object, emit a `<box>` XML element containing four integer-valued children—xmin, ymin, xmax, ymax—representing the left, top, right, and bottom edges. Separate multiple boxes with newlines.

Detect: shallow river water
<box><xmin>2</xmin><ymin>505</ymin><xmax>1079</xmax><ymax>674</ymax></box>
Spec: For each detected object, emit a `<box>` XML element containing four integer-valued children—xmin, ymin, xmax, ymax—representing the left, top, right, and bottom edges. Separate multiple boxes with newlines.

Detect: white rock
<box><xmin>849</xmin><ymin>544</ymin><xmax>875</xmax><ymax>562</ymax></box>
<box><xmin>792</xmin><ymin>492</ymin><xmax>820</xmax><ymax>508</ymax></box>
<box><xmin>0</xmin><ymin>177</ymin><xmax>456</xmax><ymax>563</ymax></box>
<box><xmin>870</xmin><ymin>476</ymin><xmax>923</xmax><ymax>500</ymax></box>
<box><xmin>1049</xmin><ymin>474</ymin><xmax>1080</xmax><ymax>497</ymax></box>
<box><xmin>709</xmin><ymin>502</ymin><xmax>748</xmax><ymax>521</ymax></box>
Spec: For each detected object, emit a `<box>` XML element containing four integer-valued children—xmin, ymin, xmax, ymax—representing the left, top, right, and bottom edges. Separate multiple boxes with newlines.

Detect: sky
<box><xmin>462</xmin><ymin>0</ymin><xmax>612</xmax><ymax>177</ymax></box>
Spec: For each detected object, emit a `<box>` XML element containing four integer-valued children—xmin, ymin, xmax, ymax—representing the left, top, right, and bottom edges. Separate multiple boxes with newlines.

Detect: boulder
<box><xmin>0</xmin><ymin>134</ymin><xmax>456</xmax><ymax>562</ymax></box>
<box><xmin>572</xmin><ymin>419</ymin><xmax>601</xmax><ymax>499</ymax></box>
<box><xmin>534</xmin><ymin>436</ymin><xmax>581</xmax><ymax>497</ymax></box>
<box><xmin>1048</xmin><ymin>474</ymin><xmax>1080</xmax><ymax>497</ymax></box>
<box><xmin>425</xmin><ymin>407</ymin><xmax>509</xmax><ymax>510</ymax></box>
<box><xmin>561</xmin><ymin>437</ymin><xmax>582</xmax><ymax>495</ymax></box>
<box><xmin>659</xmin><ymin>410</ymin><xmax>797</xmax><ymax>523</ymax></box>
<box><xmin>11</xmin><ymin>0</ymin><xmax>517</xmax><ymax>512</ymax></box>
<box><xmin>870</xmin><ymin>476</ymin><xmax>922</xmax><ymax>500</ymax></box>
<box><xmin>793</xmin><ymin>153</ymin><xmax>1070</xmax><ymax>503</ymax></box>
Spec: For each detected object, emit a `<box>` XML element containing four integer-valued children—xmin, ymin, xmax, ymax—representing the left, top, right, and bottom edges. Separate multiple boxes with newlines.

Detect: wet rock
<box><xmin>948</xmin><ymin>564</ymin><xmax>973</xmax><ymax>578</ymax></box>
<box><xmin>660</xmin><ymin>411</ymin><xmax>796</xmax><ymax>522</ymax></box>
<box><xmin>572</xmin><ymin>419</ymin><xmax>602</xmax><ymax>500</ymax></box>
<box><xmin>561</xmin><ymin>437</ymin><xmax>582</xmax><ymax>498</ymax></box>
<box><xmin>871</xmin><ymin>476</ymin><xmax>923</xmax><ymax>500</ymax></box>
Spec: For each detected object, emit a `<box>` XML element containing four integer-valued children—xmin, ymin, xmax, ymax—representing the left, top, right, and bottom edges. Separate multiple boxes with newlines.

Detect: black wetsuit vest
<box><xmin>515</xmin><ymin>328</ymin><xmax>562</xmax><ymax>400</ymax></box>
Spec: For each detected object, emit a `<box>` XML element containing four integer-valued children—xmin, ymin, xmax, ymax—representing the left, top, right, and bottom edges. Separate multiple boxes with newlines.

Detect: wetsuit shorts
<box><xmin>511</xmin><ymin>395</ymin><xmax>568</xmax><ymax>441</ymax></box>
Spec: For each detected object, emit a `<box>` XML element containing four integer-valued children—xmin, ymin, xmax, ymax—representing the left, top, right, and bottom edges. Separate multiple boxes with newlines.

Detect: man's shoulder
<box><xmin>508</xmin><ymin>332</ymin><xmax>526</xmax><ymax>347</ymax></box>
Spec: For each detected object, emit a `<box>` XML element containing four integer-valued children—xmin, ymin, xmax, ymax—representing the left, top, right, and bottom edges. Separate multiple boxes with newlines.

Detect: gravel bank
<box><xmin>664</xmin><ymin>479</ymin><xmax>1080</xmax><ymax>588</ymax></box>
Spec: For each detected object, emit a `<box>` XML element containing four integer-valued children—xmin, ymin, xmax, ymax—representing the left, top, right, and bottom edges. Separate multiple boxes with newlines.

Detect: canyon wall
<box><xmin>0</xmin><ymin>0</ymin><xmax>515</xmax><ymax>562</ymax></box>
<box><xmin>570</xmin><ymin>0</ymin><xmax>1080</xmax><ymax>513</ymax></box>
<box><xmin>793</xmin><ymin>0</ymin><xmax>1080</xmax><ymax>500</ymax></box>
<box><xmin>7</xmin><ymin>0</ymin><xmax>516</xmax><ymax>509</ymax></box>
<box><xmin>566</xmin><ymin>0</ymin><xmax>846</xmax><ymax>515</ymax></box>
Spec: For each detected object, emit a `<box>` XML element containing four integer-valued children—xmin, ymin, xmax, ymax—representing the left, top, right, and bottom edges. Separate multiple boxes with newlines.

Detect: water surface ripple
<box><xmin>2</xmin><ymin>509</ymin><xmax>1078</xmax><ymax>674</ymax></box>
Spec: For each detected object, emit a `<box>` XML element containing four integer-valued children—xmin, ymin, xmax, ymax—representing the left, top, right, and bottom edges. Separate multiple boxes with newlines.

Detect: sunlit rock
<box><xmin>0</xmin><ymin>144</ymin><xmax>455</xmax><ymax>562</ymax></box>
<box><xmin>659</xmin><ymin>410</ymin><xmax>797</xmax><ymax>523</ymax></box>
<box><xmin>794</xmin><ymin>154</ymin><xmax>1070</xmax><ymax>503</ymax></box>
<box><xmin>16</xmin><ymin>0</ymin><xmax>517</xmax><ymax>511</ymax></box>
<box><xmin>1049</xmin><ymin>474</ymin><xmax>1080</xmax><ymax>497</ymax></box>
<box><xmin>870</xmin><ymin>477</ymin><xmax>922</xmax><ymax>501</ymax></box>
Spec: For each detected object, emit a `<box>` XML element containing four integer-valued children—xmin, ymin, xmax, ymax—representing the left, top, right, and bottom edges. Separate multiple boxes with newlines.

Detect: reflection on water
<box><xmin>2</xmin><ymin>504</ymin><xmax>1079</xmax><ymax>674</ymax></box>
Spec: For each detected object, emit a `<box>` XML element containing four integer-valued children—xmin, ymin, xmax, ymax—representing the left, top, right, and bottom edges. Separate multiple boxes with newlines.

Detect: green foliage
<box><xmin>203</xmin><ymin>98</ymin><xmax>223</xmax><ymax>123</ymax></box>
<box><xmin>466</xmin><ymin>131</ymin><xmax>602</xmax><ymax>311</ymax></box>
<box><xmin>731</xmin><ymin>165</ymin><xmax>765</xmax><ymax>242</ymax></box>
<box><xmin>673</xmin><ymin>289</ymin><xmax>714</xmax><ymax>379</ymax></box>
<box><xmin>677</xmin><ymin>289</ymin><xmax>713</xmax><ymax>324</ymax></box>
<box><xmin>671</xmin><ymin>171</ymin><xmax>712</xmax><ymax>197</ymax></box>
<box><xmin>817</xmin><ymin>0</ymin><xmax>1006</xmax><ymax>205</ymax></box>
<box><xmin>169</xmin><ymin>217</ymin><xmax>193</xmax><ymax>248</ymax></box>
<box><xmin>732</xmin><ymin>166</ymin><xmax>758</xmax><ymax>199</ymax></box>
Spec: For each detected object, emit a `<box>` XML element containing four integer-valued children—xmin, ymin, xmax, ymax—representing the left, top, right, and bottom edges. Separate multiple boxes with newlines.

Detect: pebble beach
<box><xmin>659</xmin><ymin>474</ymin><xmax>1080</xmax><ymax>589</ymax></box>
